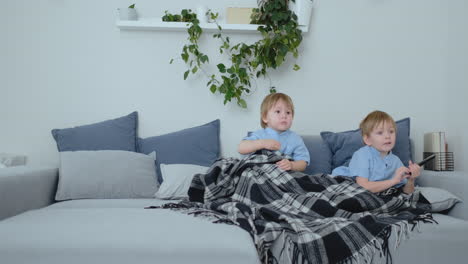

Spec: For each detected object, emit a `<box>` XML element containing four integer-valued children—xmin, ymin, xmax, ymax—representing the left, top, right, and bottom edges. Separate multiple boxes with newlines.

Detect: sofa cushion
<box><xmin>302</xmin><ymin>135</ymin><xmax>333</xmax><ymax>175</ymax></box>
<box><xmin>51</xmin><ymin>112</ymin><xmax>138</xmax><ymax>152</ymax></box>
<box><xmin>376</xmin><ymin>213</ymin><xmax>468</xmax><ymax>264</ymax></box>
<box><xmin>138</xmin><ymin>120</ymin><xmax>220</xmax><ymax>183</ymax></box>
<box><xmin>155</xmin><ymin>164</ymin><xmax>209</xmax><ymax>199</ymax></box>
<box><xmin>0</xmin><ymin>200</ymin><xmax>260</xmax><ymax>264</ymax></box>
<box><xmin>320</xmin><ymin>117</ymin><xmax>411</xmax><ymax>170</ymax></box>
<box><xmin>55</xmin><ymin>150</ymin><xmax>158</xmax><ymax>200</ymax></box>
<box><xmin>417</xmin><ymin>186</ymin><xmax>462</xmax><ymax>213</ymax></box>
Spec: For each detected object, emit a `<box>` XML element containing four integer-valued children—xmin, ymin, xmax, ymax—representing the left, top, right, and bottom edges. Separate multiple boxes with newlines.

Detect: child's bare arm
<box><xmin>402</xmin><ymin>178</ymin><xmax>416</xmax><ymax>194</ymax></box>
<box><xmin>292</xmin><ymin>160</ymin><xmax>307</xmax><ymax>172</ymax></box>
<box><xmin>402</xmin><ymin>161</ymin><xmax>421</xmax><ymax>194</ymax></box>
<box><xmin>356</xmin><ymin>167</ymin><xmax>409</xmax><ymax>193</ymax></box>
<box><xmin>238</xmin><ymin>139</ymin><xmax>280</xmax><ymax>155</ymax></box>
<box><xmin>356</xmin><ymin>177</ymin><xmax>401</xmax><ymax>193</ymax></box>
<box><xmin>276</xmin><ymin>159</ymin><xmax>307</xmax><ymax>172</ymax></box>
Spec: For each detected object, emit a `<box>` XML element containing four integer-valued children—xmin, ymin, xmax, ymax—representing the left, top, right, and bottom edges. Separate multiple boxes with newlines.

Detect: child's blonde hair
<box><xmin>359</xmin><ymin>110</ymin><xmax>396</xmax><ymax>137</ymax></box>
<box><xmin>260</xmin><ymin>93</ymin><xmax>295</xmax><ymax>128</ymax></box>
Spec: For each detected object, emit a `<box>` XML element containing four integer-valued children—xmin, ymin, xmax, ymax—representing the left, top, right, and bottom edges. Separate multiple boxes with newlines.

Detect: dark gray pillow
<box><xmin>138</xmin><ymin>119</ymin><xmax>220</xmax><ymax>183</ymax></box>
<box><xmin>320</xmin><ymin>118</ymin><xmax>411</xmax><ymax>170</ymax></box>
<box><xmin>302</xmin><ymin>135</ymin><xmax>332</xmax><ymax>175</ymax></box>
<box><xmin>51</xmin><ymin>112</ymin><xmax>138</xmax><ymax>152</ymax></box>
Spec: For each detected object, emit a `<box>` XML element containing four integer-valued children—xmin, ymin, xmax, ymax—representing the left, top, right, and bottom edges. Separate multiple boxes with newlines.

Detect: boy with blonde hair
<box><xmin>332</xmin><ymin>110</ymin><xmax>421</xmax><ymax>193</ymax></box>
<box><xmin>238</xmin><ymin>93</ymin><xmax>310</xmax><ymax>172</ymax></box>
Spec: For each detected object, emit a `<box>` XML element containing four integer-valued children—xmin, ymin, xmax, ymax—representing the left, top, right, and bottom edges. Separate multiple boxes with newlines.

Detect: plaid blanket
<box><xmin>148</xmin><ymin>150</ymin><xmax>434</xmax><ymax>264</ymax></box>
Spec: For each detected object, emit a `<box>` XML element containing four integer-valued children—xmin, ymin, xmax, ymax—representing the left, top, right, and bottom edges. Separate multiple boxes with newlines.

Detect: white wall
<box><xmin>1</xmin><ymin>0</ymin><xmax>466</xmax><ymax>170</ymax></box>
<box><xmin>446</xmin><ymin>0</ymin><xmax>468</xmax><ymax>171</ymax></box>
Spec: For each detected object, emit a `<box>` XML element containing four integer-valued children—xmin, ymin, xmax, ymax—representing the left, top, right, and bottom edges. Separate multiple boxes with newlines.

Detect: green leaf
<box><xmin>219</xmin><ymin>84</ymin><xmax>226</xmax><ymax>93</ymax></box>
<box><xmin>128</xmin><ymin>4</ymin><xmax>135</xmax><ymax>9</ymax></box>
<box><xmin>217</xmin><ymin>63</ymin><xmax>226</xmax><ymax>73</ymax></box>
<box><xmin>210</xmin><ymin>84</ymin><xmax>217</xmax><ymax>93</ymax></box>
<box><xmin>275</xmin><ymin>55</ymin><xmax>284</xmax><ymax>66</ymax></box>
<box><xmin>238</xmin><ymin>99</ymin><xmax>247</xmax><ymax>108</ymax></box>
<box><xmin>183</xmin><ymin>70</ymin><xmax>189</xmax><ymax>80</ymax></box>
<box><xmin>169</xmin><ymin>58</ymin><xmax>174</xmax><ymax>64</ymax></box>
<box><xmin>181</xmin><ymin>52</ymin><xmax>189</xmax><ymax>62</ymax></box>
<box><xmin>293</xmin><ymin>64</ymin><xmax>300</xmax><ymax>71</ymax></box>
<box><xmin>192</xmin><ymin>66</ymin><xmax>198</xmax><ymax>74</ymax></box>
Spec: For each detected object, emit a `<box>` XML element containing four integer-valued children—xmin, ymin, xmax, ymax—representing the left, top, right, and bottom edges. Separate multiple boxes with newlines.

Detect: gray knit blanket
<box><xmin>148</xmin><ymin>150</ymin><xmax>434</xmax><ymax>264</ymax></box>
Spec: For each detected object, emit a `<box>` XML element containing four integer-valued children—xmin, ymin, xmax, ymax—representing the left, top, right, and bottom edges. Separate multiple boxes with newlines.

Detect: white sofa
<box><xmin>1</xmin><ymin>158</ymin><xmax>467</xmax><ymax>263</ymax></box>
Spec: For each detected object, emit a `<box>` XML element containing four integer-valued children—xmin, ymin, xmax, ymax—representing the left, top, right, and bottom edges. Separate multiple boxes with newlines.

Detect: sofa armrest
<box><xmin>417</xmin><ymin>170</ymin><xmax>468</xmax><ymax>221</ymax></box>
<box><xmin>0</xmin><ymin>166</ymin><xmax>58</xmax><ymax>221</ymax></box>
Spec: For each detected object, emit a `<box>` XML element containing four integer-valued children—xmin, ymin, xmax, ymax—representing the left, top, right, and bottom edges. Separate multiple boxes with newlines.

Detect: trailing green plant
<box><xmin>163</xmin><ymin>9</ymin><xmax>208</xmax><ymax>82</ymax></box>
<box><xmin>164</xmin><ymin>0</ymin><xmax>303</xmax><ymax>108</ymax></box>
<box><xmin>162</xmin><ymin>9</ymin><xmax>197</xmax><ymax>22</ymax></box>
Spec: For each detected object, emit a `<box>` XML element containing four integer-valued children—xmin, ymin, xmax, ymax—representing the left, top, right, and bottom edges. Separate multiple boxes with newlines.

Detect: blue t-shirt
<box><xmin>332</xmin><ymin>145</ymin><xmax>407</xmax><ymax>187</ymax></box>
<box><xmin>243</xmin><ymin>127</ymin><xmax>310</xmax><ymax>164</ymax></box>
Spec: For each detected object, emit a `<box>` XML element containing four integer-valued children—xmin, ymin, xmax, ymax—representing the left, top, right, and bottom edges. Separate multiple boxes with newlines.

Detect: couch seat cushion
<box><xmin>375</xmin><ymin>213</ymin><xmax>468</xmax><ymax>263</ymax></box>
<box><xmin>0</xmin><ymin>199</ymin><xmax>259</xmax><ymax>264</ymax></box>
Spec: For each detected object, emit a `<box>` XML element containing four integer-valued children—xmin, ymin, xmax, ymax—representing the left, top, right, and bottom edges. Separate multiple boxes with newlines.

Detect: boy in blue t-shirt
<box><xmin>238</xmin><ymin>93</ymin><xmax>310</xmax><ymax>172</ymax></box>
<box><xmin>332</xmin><ymin>111</ymin><xmax>421</xmax><ymax>194</ymax></box>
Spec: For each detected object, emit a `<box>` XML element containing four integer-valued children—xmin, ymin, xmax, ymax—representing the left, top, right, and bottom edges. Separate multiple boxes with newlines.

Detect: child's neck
<box><xmin>266</xmin><ymin>127</ymin><xmax>287</xmax><ymax>133</ymax></box>
<box><xmin>379</xmin><ymin>152</ymin><xmax>389</xmax><ymax>158</ymax></box>
<box><xmin>369</xmin><ymin>145</ymin><xmax>390</xmax><ymax>158</ymax></box>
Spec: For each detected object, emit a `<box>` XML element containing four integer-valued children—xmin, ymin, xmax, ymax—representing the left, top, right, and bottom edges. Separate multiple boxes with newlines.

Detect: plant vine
<box><xmin>162</xmin><ymin>0</ymin><xmax>303</xmax><ymax>108</ymax></box>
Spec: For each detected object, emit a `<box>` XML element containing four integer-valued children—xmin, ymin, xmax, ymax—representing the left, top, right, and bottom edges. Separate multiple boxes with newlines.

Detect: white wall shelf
<box><xmin>116</xmin><ymin>19</ymin><xmax>309</xmax><ymax>33</ymax></box>
<box><xmin>116</xmin><ymin>0</ymin><xmax>313</xmax><ymax>33</ymax></box>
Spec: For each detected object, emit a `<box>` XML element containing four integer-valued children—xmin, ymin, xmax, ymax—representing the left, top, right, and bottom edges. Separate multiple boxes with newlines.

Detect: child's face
<box><xmin>363</xmin><ymin>121</ymin><xmax>396</xmax><ymax>156</ymax></box>
<box><xmin>262</xmin><ymin>99</ymin><xmax>293</xmax><ymax>133</ymax></box>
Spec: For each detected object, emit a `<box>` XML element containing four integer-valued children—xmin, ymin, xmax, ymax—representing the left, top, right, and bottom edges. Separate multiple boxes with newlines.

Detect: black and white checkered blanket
<box><xmin>149</xmin><ymin>150</ymin><xmax>434</xmax><ymax>264</ymax></box>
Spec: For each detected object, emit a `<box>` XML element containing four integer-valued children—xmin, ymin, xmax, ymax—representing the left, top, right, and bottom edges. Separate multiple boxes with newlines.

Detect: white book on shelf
<box><xmin>424</xmin><ymin>132</ymin><xmax>447</xmax><ymax>170</ymax></box>
<box><xmin>424</xmin><ymin>132</ymin><xmax>441</xmax><ymax>152</ymax></box>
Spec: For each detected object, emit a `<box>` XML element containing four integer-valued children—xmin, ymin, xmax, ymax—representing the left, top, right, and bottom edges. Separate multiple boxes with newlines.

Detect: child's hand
<box><xmin>262</xmin><ymin>139</ymin><xmax>281</xmax><ymax>151</ymax></box>
<box><xmin>276</xmin><ymin>159</ymin><xmax>292</xmax><ymax>171</ymax></box>
<box><xmin>393</xmin><ymin>166</ymin><xmax>410</xmax><ymax>184</ymax></box>
<box><xmin>407</xmin><ymin>160</ymin><xmax>421</xmax><ymax>179</ymax></box>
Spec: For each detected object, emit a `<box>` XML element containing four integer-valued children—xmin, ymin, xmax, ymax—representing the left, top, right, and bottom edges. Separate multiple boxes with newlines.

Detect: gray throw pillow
<box><xmin>55</xmin><ymin>150</ymin><xmax>158</xmax><ymax>201</ymax></box>
<box><xmin>320</xmin><ymin>118</ymin><xmax>411</xmax><ymax>170</ymax></box>
<box><xmin>138</xmin><ymin>119</ymin><xmax>220</xmax><ymax>183</ymax></box>
<box><xmin>416</xmin><ymin>186</ymin><xmax>462</xmax><ymax>213</ymax></box>
<box><xmin>51</xmin><ymin>112</ymin><xmax>138</xmax><ymax>152</ymax></box>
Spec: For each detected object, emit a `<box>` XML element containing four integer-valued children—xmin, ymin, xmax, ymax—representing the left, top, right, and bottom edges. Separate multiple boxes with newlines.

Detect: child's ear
<box><xmin>261</xmin><ymin>115</ymin><xmax>268</xmax><ymax>125</ymax></box>
<box><xmin>363</xmin><ymin>135</ymin><xmax>371</xmax><ymax>146</ymax></box>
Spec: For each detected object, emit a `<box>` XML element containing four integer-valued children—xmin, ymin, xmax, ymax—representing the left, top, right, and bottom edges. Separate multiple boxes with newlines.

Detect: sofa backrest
<box><xmin>301</xmin><ymin>136</ymin><xmax>415</xmax><ymax>176</ymax></box>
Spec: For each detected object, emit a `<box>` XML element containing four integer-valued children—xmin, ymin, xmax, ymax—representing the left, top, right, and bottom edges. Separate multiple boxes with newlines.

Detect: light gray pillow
<box><xmin>155</xmin><ymin>164</ymin><xmax>209</xmax><ymax>200</ymax></box>
<box><xmin>416</xmin><ymin>186</ymin><xmax>463</xmax><ymax>212</ymax></box>
<box><xmin>56</xmin><ymin>150</ymin><xmax>158</xmax><ymax>201</ymax></box>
